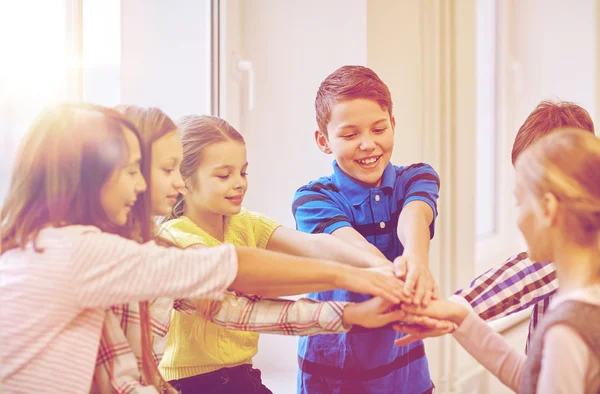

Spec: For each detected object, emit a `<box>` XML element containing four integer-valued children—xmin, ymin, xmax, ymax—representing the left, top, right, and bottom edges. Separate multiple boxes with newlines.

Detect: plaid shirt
<box><xmin>91</xmin><ymin>294</ymin><xmax>349</xmax><ymax>394</ymax></box>
<box><xmin>455</xmin><ymin>251</ymin><xmax>558</xmax><ymax>352</ymax></box>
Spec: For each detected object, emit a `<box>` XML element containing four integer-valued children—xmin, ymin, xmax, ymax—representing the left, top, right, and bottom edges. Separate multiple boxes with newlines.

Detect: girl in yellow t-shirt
<box><xmin>157</xmin><ymin>115</ymin><xmax>399</xmax><ymax>393</ymax></box>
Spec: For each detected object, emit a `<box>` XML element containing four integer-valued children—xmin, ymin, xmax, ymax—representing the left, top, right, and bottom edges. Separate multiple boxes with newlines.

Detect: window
<box><xmin>0</xmin><ymin>1</ymin><xmax>71</xmax><ymax>201</ymax></box>
<box><xmin>0</xmin><ymin>0</ymin><xmax>216</xmax><ymax>202</ymax></box>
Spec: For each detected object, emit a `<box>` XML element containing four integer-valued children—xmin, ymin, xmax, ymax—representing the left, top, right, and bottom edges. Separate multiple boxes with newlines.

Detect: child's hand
<box><xmin>342</xmin><ymin>298</ymin><xmax>451</xmax><ymax>329</ymax></box>
<box><xmin>335</xmin><ymin>267</ymin><xmax>411</xmax><ymax>304</ymax></box>
<box><xmin>393</xmin><ymin>320</ymin><xmax>457</xmax><ymax>347</ymax></box>
<box><xmin>393</xmin><ymin>255</ymin><xmax>438</xmax><ymax>306</ymax></box>
<box><xmin>401</xmin><ymin>299</ymin><xmax>468</xmax><ymax>326</ymax></box>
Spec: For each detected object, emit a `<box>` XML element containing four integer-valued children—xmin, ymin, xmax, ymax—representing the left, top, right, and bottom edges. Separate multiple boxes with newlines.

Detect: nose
<box><xmin>233</xmin><ymin>174</ymin><xmax>247</xmax><ymax>191</ymax></box>
<box><xmin>359</xmin><ymin>134</ymin><xmax>376</xmax><ymax>151</ymax></box>
<box><xmin>136</xmin><ymin>173</ymin><xmax>147</xmax><ymax>194</ymax></box>
<box><xmin>173</xmin><ymin>172</ymin><xmax>186</xmax><ymax>192</ymax></box>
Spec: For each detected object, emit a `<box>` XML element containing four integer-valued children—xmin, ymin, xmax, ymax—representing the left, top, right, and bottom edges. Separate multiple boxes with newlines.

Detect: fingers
<box><xmin>432</xmin><ymin>282</ymin><xmax>440</xmax><ymax>300</ymax></box>
<box><xmin>394</xmin><ymin>334</ymin><xmax>421</xmax><ymax>347</ymax></box>
<box><xmin>372</xmin><ymin>275</ymin><xmax>403</xmax><ymax>304</ymax></box>
<box><xmin>403</xmin><ymin>267</ymin><xmax>417</xmax><ymax>300</ymax></box>
<box><xmin>400</xmin><ymin>303</ymin><xmax>427</xmax><ymax>316</ymax></box>
<box><xmin>413</xmin><ymin>277</ymin><xmax>426</xmax><ymax>306</ymax></box>
<box><xmin>393</xmin><ymin>257</ymin><xmax>408</xmax><ymax>279</ymax></box>
<box><xmin>378</xmin><ymin>309</ymin><xmax>408</xmax><ymax>326</ymax></box>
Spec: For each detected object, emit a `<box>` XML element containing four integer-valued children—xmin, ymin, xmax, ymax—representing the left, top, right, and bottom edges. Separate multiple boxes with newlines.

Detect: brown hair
<box><xmin>511</xmin><ymin>100</ymin><xmax>595</xmax><ymax>165</ymax></box>
<box><xmin>1</xmin><ymin>103</ymin><xmax>152</xmax><ymax>251</ymax></box>
<box><xmin>517</xmin><ymin>129</ymin><xmax>600</xmax><ymax>248</ymax></box>
<box><xmin>162</xmin><ymin>115</ymin><xmax>245</xmax><ymax>223</ymax></box>
<box><xmin>113</xmin><ymin>105</ymin><xmax>178</xmax><ymax>392</ymax></box>
<box><xmin>160</xmin><ymin>115</ymin><xmax>244</xmax><ymax>319</ymax></box>
<box><xmin>315</xmin><ymin>65</ymin><xmax>393</xmax><ymax>137</ymax></box>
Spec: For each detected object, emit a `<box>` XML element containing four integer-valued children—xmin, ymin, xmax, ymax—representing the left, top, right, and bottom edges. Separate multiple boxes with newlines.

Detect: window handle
<box><xmin>237</xmin><ymin>59</ymin><xmax>254</xmax><ymax>111</ymax></box>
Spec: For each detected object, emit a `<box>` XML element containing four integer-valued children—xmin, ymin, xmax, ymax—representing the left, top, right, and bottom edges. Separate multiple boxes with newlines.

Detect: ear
<box><xmin>390</xmin><ymin>115</ymin><xmax>396</xmax><ymax>131</ymax></box>
<box><xmin>314</xmin><ymin>130</ymin><xmax>332</xmax><ymax>154</ymax></box>
<box><xmin>540</xmin><ymin>192</ymin><xmax>559</xmax><ymax>227</ymax></box>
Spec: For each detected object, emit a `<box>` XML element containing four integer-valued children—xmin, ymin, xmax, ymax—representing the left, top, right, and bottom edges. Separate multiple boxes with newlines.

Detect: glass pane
<box><xmin>120</xmin><ymin>0</ymin><xmax>213</xmax><ymax>119</ymax></box>
<box><xmin>83</xmin><ymin>0</ymin><xmax>121</xmax><ymax>106</ymax></box>
<box><xmin>475</xmin><ymin>0</ymin><xmax>497</xmax><ymax>238</ymax></box>
<box><xmin>0</xmin><ymin>1</ymin><xmax>68</xmax><ymax>202</ymax></box>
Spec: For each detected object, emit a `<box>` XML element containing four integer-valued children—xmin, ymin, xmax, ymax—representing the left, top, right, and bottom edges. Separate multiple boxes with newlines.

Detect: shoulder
<box><xmin>294</xmin><ymin>175</ymin><xmax>342</xmax><ymax>197</ymax></box>
<box><xmin>157</xmin><ymin>217</ymin><xmax>210</xmax><ymax>248</ymax></box>
<box><xmin>543</xmin><ymin>323</ymin><xmax>590</xmax><ymax>366</ymax></box>
<box><xmin>394</xmin><ymin>162</ymin><xmax>439</xmax><ymax>179</ymax></box>
<box><xmin>233</xmin><ymin>208</ymin><xmax>280</xmax><ymax>231</ymax></box>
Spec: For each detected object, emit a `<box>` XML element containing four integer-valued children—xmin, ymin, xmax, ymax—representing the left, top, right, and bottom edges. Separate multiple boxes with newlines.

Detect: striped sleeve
<box><xmin>397</xmin><ymin>163</ymin><xmax>440</xmax><ymax>237</ymax></box>
<box><xmin>292</xmin><ymin>183</ymin><xmax>351</xmax><ymax>235</ymax></box>
<box><xmin>210</xmin><ymin>293</ymin><xmax>351</xmax><ymax>335</ymax></box>
<box><xmin>70</xmin><ymin>231</ymin><xmax>238</xmax><ymax>309</ymax></box>
<box><xmin>454</xmin><ymin>252</ymin><xmax>558</xmax><ymax>322</ymax></box>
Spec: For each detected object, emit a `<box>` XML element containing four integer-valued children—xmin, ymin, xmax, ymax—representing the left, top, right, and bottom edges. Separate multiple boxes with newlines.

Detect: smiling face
<box><xmin>316</xmin><ymin>99</ymin><xmax>395</xmax><ymax>188</ymax></box>
<box><xmin>99</xmin><ymin>127</ymin><xmax>147</xmax><ymax>226</ymax></box>
<box><xmin>185</xmin><ymin>140</ymin><xmax>248</xmax><ymax>216</ymax></box>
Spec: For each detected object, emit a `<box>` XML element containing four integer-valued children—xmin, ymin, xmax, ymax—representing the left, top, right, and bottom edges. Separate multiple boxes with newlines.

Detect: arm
<box><xmin>331</xmin><ymin>226</ymin><xmax>389</xmax><ymax>260</ymax></box>
<box><xmin>395</xmin><ymin>163</ymin><xmax>440</xmax><ymax>306</ymax></box>
<box><xmin>231</xmin><ymin>246</ymin><xmax>404</xmax><ymax>304</ymax></box>
<box><xmin>266</xmin><ymin>226</ymin><xmax>390</xmax><ymax>268</ymax></box>
<box><xmin>397</xmin><ymin>299</ymin><xmax>524</xmax><ymax>391</ymax></box>
<box><xmin>452</xmin><ymin>312</ymin><xmax>525</xmax><ymax>391</ymax></box>
<box><xmin>396</xmin><ymin>200</ymin><xmax>437</xmax><ymax>304</ymax></box>
<box><xmin>536</xmin><ymin>325</ymin><xmax>590</xmax><ymax>394</ymax></box>
<box><xmin>210</xmin><ymin>293</ymin><xmax>414</xmax><ymax>336</ymax></box>
<box><xmin>73</xmin><ymin>231</ymin><xmax>403</xmax><ymax>308</ymax></box>
<box><xmin>454</xmin><ymin>252</ymin><xmax>558</xmax><ymax>322</ymax></box>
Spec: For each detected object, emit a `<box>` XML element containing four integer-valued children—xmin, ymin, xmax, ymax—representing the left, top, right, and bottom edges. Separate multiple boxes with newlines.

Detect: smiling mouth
<box><xmin>355</xmin><ymin>155</ymin><xmax>381</xmax><ymax>166</ymax></box>
<box><xmin>226</xmin><ymin>195</ymin><xmax>243</xmax><ymax>202</ymax></box>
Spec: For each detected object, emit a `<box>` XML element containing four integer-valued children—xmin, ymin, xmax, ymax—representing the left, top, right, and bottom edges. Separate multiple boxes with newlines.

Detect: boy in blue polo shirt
<box><xmin>293</xmin><ymin>65</ymin><xmax>440</xmax><ymax>394</ymax></box>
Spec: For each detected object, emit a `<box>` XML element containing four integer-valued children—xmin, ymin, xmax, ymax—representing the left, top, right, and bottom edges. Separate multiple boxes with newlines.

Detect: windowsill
<box><xmin>488</xmin><ymin>307</ymin><xmax>531</xmax><ymax>334</ymax></box>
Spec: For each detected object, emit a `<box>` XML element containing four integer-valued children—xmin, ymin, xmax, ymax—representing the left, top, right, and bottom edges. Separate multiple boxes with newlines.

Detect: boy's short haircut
<box><xmin>511</xmin><ymin>100</ymin><xmax>595</xmax><ymax>165</ymax></box>
<box><xmin>315</xmin><ymin>65</ymin><xmax>393</xmax><ymax>137</ymax></box>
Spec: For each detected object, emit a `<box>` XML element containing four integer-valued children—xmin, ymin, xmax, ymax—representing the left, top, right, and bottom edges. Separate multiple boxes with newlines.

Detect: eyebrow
<box><xmin>161</xmin><ymin>157</ymin><xmax>179</xmax><ymax>164</ymax></box>
<box><xmin>338</xmin><ymin>118</ymin><xmax>389</xmax><ymax>131</ymax></box>
<box><xmin>213</xmin><ymin>162</ymin><xmax>249</xmax><ymax>171</ymax></box>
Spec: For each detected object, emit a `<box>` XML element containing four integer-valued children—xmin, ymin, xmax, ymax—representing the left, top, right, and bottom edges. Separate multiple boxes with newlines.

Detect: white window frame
<box><xmin>475</xmin><ymin>0</ymin><xmax>524</xmax><ymax>274</ymax></box>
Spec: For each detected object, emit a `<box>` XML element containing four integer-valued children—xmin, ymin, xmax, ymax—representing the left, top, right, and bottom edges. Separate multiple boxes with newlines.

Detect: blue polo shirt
<box><xmin>292</xmin><ymin>161</ymin><xmax>440</xmax><ymax>394</ymax></box>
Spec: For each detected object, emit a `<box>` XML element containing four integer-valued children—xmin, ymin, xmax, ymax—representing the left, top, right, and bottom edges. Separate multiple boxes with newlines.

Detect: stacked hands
<box><xmin>339</xmin><ymin>255</ymin><xmax>465</xmax><ymax>344</ymax></box>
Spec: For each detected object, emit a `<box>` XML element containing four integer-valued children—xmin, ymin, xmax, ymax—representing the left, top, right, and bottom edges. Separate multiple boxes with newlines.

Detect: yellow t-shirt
<box><xmin>156</xmin><ymin>208</ymin><xmax>280</xmax><ymax>380</ymax></box>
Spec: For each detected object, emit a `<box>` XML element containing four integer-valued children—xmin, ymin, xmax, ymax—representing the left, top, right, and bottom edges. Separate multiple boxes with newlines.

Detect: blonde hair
<box><xmin>1</xmin><ymin>103</ymin><xmax>150</xmax><ymax>252</ymax></box>
<box><xmin>516</xmin><ymin>129</ymin><xmax>600</xmax><ymax>248</ymax></box>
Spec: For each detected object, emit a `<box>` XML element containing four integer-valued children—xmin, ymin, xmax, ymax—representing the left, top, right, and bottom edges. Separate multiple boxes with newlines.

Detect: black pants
<box><xmin>169</xmin><ymin>364</ymin><xmax>273</xmax><ymax>394</ymax></box>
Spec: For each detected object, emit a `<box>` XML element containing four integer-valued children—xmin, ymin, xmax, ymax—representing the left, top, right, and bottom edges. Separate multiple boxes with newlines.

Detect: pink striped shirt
<box><xmin>0</xmin><ymin>225</ymin><xmax>237</xmax><ymax>394</ymax></box>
